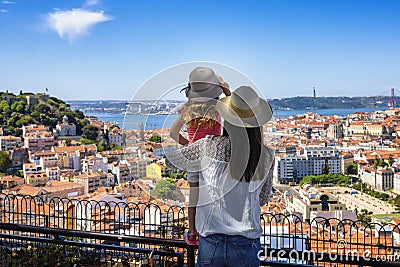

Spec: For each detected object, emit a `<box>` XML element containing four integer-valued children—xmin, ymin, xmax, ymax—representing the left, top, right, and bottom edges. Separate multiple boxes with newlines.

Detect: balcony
<box><xmin>0</xmin><ymin>195</ymin><xmax>399</xmax><ymax>266</ymax></box>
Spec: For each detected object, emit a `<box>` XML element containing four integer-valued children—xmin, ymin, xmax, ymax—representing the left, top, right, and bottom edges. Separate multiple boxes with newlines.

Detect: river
<box><xmin>86</xmin><ymin>107</ymin><xmax>384</xmax><ymax>130</ymax></box>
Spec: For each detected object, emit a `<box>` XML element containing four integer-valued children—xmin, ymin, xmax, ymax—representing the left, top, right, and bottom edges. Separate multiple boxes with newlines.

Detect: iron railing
<box><xmin>0</xmin><ymin>195</ymin><xmax>399</xmax><ymax>267</ymax></box>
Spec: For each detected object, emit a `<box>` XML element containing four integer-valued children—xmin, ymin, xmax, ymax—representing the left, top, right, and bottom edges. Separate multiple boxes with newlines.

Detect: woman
<box><xmin>167</xmin><ymin>86</ymin><xmax>274</xmax><ymax>267</ymax></box>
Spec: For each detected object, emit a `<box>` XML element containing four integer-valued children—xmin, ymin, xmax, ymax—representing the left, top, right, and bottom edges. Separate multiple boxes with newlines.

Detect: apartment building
<box><xmin>0</xmin><ymin>136</ymin><xmax>22</xmax><ymax>151</ymax></box>
<box><xmin>73</xmin><ymin>171</ymin><xmax>110</xmax><ymax>194</ymax></box>
<box><xmin>394</xmin><ymin>173</ymin><xmax>400</xmax><ymax>195</ymax></box>
<box><xmin>22</xmin><ymin>124</ymin><xmax>49</xmax><ymax>137</ymax></box>
<box><xmin>112</xmin><ymin>161</ymin><xmax>131</xmax><ymax>184</ymax></box>
<box><xmin>24</xmin><ymin>131</ymin><xmax>55</xmax><ymax>152</ymax></box>
<box><xmin>46</xmin><ymin>166</ymin><xmax>60</xmax><ymax>181</ymax></box>
<box><xmin>108</xmin><ymin>127</ymin><xmax>124</xmax><ymax>146</ymax></box>
<box><xmin>82</xmin><ymin>155</ymin><xmax>108</xmax><ymax>173</ymax></box>
<box><xmin>275</xmin><ymin>146</ymin><xmax>341</xmax><ymax>184</ymax></box>
<box><xmin>25</xmin><ymin>173</ymin><xmax>48</xmax><ymax>186</ymax></box>
<box><xmin>74</xmin><ymin>172</ymin><xmax>99</xmax><ymax>194</ymax></box>
<box><xmin>146</xmin><ymin>162</ymin><xmax>170</xmax><ymax>179</ymax></box>
<box><xmin>30</xmin><ymin>151</ymin><xmax>56</xmax><ymax>165</ymax></box>
<box><xmin>128</xmin><ymin>158</ymin><xmax>151</xmax><ymax>179</ymax></box>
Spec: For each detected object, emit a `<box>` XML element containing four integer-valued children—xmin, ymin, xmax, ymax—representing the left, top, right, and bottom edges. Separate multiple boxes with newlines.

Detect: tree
<box><xmin>0</xmin><ymin>151</ymin><xmax>12</xmax><ymax>172</ymax></box>
<box><xmin>64</xmin><ymin>138</ymin><xmax>71</xmax><ymax>146</ymax></box>
<box><xmin>149</xmin><ymin>134</ymin><xmax>161</xmax><ymax>143</ymax></box>
<box><xmin>82</xmin><ymin>125</ymin><xmax>99</xmax><ymax>141</ymax></box>
<box><xmin>388</xmin><ymin>154</ymin><xmax>394</xmax><ymax>166</ymax></box>
<box><xmin>347</xmin><ymin>163</ymin><xmax>358</xmax><ymax>175</ymax></box>
<box><xmin>155</xmin><ymin>179</ymin><xmax>175</xmax><ymax>199</ymax></box>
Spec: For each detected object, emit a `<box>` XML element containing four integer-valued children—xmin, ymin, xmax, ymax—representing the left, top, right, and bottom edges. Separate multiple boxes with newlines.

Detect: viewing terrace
<box><xmin>0</xmin><ymin>195</ymin><xmax>399</xmax><ymax>266</ymax></box>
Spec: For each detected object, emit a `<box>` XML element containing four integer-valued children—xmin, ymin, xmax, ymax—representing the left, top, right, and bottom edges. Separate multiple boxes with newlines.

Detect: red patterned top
<box><xmin>187</xmin><ymin>120</ymin><xmax>221</xmax><ymax>144</ymax></box>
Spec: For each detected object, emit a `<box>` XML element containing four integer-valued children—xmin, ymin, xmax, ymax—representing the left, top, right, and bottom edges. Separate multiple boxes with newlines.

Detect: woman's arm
<box><xmin>260</xmin><ymin>160</ymin><xmax>274</xmax><ymax>206</ymax></box>
<box><xmin>170</xmin><ymin>114</ymin><xmax>189</xmax><ymax>145</ymax></box>
<box><xmin>165</xmin><ymin>137</ymin><xmax>208</xmax><ymax>172</ymax></box>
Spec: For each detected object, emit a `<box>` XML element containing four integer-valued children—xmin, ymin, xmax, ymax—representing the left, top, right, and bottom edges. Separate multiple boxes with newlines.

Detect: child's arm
<box><xmin>170</xmin><ymin>114</ymin><xmax>189</xmax><ymax>145</ymax></box>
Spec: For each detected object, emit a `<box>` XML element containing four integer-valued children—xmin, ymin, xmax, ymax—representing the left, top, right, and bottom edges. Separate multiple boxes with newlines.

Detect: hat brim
<box><xmin>216</xmin><ymin>97</ymin><xmax>273</xmax><ymax>127</ymax></box>
<box><xmin>186</xmin><ymin>84</ymin><xmax>223</xmax><ymax>100</ymax></box>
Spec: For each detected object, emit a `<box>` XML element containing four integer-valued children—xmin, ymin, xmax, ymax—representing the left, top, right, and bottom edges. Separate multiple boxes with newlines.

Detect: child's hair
<box><xmin>180</xmin><ymin>100</ymin><xmax>219</xmax><ymax>129</ymax></box>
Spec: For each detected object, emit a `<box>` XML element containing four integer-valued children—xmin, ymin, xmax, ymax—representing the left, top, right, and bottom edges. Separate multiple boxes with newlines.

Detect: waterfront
<box><xmin>86</xmin><ymin>107</ymin><xmax>385</xmax><ymax>130</ymax></box>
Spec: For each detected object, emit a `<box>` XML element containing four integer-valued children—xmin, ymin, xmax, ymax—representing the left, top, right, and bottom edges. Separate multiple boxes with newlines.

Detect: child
<box><xmin>170</xmin><ymin>67</ymin><xmax>230</xmax><ymax>245</ymax></box>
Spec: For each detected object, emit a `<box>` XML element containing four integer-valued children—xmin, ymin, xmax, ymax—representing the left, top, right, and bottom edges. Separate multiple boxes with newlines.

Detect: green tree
<box><xmin>96</xmin><ymin>140</ymin><xmax>108</xmax><ymax>152</ymax></box>
<box><xmin>64</xmin><ymin>138</ymin><xmax>71</xmax><ymax>146</ymax></box>
<box><xmin>0</xmin><ymin>151</ymin><xmax>12</xmax><ymax>172</ymax></box>
<box><xmin>149</xmin><ymin>134</ymin><xmax>161</xmax><ymax>143</ymax></box>
<box><xmin>347</xmin><ymin>163</ymin><xmax>358</xmax><ymax>175</ymax></box>
<box><xmin>155</xmin><ymin>179</ymin><xmax>175</xmax><ymax>199</ymax></box>
<box><xmin>388</xmin><ymin>155</ymin><xmax>394</xmax><ymax>166</ymax></box>
<box><xmin>82</xmin><ymin>125</ymin><xmax>99</xmax><ymax>141</ymax></box>
<box><xmin>300</xmin><ymin>174</ymin><xmax>352</xmax><ymax>187</ymax></box>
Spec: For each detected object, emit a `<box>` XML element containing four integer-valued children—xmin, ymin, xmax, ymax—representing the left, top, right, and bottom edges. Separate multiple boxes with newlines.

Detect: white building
<box><xmin>82</xmin><ymin>155</ymin><xmax>108</xmax><ymax>174</ymax></box>
<box><xmin>359</xmin><ymin>166</ymin><xmax>394</xmax><ymax>191</ymax></box>
<box><xmin>287</xmin><ymin>186</ymin><xmax>347</xmax><ymax>222</ymax></box>
<box><xmin>46</xmin><ymin>166</ymin><xmax>60</xmax><ymax>181</ymax></box>
<box><xmin>54</xmin><ymin>115</ymin><xmax>76</xmax><ymax>136</ymax></box>
<box><xmin>108</xmin><ymin>127</ymin><xmax>124</xmax><ymax>146</ymax></box>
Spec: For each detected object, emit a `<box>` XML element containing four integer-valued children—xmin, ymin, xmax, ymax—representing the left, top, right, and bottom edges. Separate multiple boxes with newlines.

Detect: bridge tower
<box><xmin>389</xmin><ymin>87</ymin><xmax>396</xmax><ymax>108</ymax></box>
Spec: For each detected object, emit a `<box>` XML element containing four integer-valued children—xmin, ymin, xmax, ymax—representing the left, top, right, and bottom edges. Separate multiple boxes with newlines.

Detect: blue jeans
<box><xmin>196</xmin><ymin>234</ymin><xmax>261</xmax><ymax>267</ymax></box>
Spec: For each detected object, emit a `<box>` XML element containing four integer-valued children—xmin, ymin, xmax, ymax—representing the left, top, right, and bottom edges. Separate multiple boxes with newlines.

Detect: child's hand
<box><xmin>220</xmin><ymin>81</ymin><xmax>231</xmax><ymax>96</ymax></box>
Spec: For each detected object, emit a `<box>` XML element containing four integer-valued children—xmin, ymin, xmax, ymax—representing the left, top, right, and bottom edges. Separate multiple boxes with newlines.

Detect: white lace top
<box><xmin>167</xmin><ymin>135</ymin><xmax>274</xmax><ymax>239</ymax></box>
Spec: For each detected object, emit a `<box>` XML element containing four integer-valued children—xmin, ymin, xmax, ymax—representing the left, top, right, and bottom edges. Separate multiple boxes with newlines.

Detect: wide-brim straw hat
<box><xmin>216</xmin><ymin>86</ymin><xmax>273</xmax><ymax>127</ymax></box>
<box><xmin>186</xmin><ymin>67</ymin><xmax>223</xmax><ymax>99</ymax></box>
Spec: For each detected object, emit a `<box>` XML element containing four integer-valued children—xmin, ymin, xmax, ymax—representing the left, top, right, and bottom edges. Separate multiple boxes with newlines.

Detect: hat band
<box><xmin>228</xmin><ymin>101</ymin><xmax>260</xmax><ymax>118</ymax></box>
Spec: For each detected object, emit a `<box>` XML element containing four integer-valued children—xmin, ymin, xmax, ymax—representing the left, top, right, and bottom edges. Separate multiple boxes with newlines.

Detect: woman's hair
<box><xmin>223</xmin><ymin>122</ymin><xmax>265</xmax><ymax>182</ymax></box>
<box><xmin>180</xmin><ymin>99</ymin><xmax>219</xmax><ymax>129</ymax></box>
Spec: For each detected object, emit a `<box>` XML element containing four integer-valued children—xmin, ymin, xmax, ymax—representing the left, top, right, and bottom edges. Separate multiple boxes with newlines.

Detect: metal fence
<box><xmin>0</xmin><ymin>195</ymin><xmax>399</xmax><ymax>267</ymax></box>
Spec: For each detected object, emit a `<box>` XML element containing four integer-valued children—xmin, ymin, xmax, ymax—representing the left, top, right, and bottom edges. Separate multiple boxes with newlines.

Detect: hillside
<box><xmin>0</xmin><ymin>92</ymin><xmax>88</xmax><ymax>137</ymax></box>
<box><xmin>268</xmin><ymin>96</ymin><xmax>399</xmax><ymax>110</ymax></box>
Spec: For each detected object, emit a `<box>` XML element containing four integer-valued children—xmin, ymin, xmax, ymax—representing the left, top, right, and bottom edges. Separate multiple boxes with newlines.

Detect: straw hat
<box><xmin>216</xmin><ymin>86</ymin><xmax>273</xmax><ymax>127</ymax></box>
<box><xmin>185</xmin><ymin>67</ymin><xmax>224</xmax><ymax>99</ymax></box>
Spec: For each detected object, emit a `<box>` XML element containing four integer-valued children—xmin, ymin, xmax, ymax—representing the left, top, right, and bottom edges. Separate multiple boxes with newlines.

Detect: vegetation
<box><xmin>357</xmin><ymin>209</ymin><xmax>373</xmax><ymax>227</ymax></box>
<box><xmin>353</xmin><ymin>182</ymin><xmax>391</xmax><ymax>201</ymax></box>
<box><xmin>347</xmin><ymin>163</ymin><xmax>358</xmax><ymax>175</ymax></box>
<box><xmin>0</xmin><ymin>92</ymin><xmax>88</xmax><ymax>137</ymax></box>
<box><xmin>373</xmin><ymin>158</ymin><xmax>388</xmax><ymax>168</ymax></box>
<box><xmin>64</xmin><ymin>137</ymin><xmax>71</xmax><ymax>146</ymax></box>
<box><xmin>299</xmin><ymin>174</ymin><xmax>352</xmax><ymax>187</ymax></box>
<box><xmin>0</xmin><ymin>151</ymin><xmax>12</xmax><ymax>172</ymax></box>
<box><xmin>268</xmin><ymin>95</ymin><xmax>400</xmax><ymax>110</ymax></box>
<box><xmin>169</xmin><ymin>172</ymin><xmax>187</xmax><ymax>180</ymax></box>
<box><xmin>96</xmin><ymin>140</ymin><xmax>123</xmax><ymax>152</ymax></box>
<box><xmin>149</xmin><ymin>134</ymin><xmax>161</xmax><ymax>143</ymax></box>
<box><xmin>155</xmin><ymin>179</ymin><xmax>176</xmax><ymax>199</ymax></box>
<box><xmin>82</xmin><ymin>125</ymin><xmax>99</xmax><ymax>141</ymax></box>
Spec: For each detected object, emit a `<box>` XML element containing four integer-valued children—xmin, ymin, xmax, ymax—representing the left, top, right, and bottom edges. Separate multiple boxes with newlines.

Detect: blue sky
<box><xmin>1</xmin><ymin>0</ymin><xmax>399</xmax><ymax>100</ymax></box>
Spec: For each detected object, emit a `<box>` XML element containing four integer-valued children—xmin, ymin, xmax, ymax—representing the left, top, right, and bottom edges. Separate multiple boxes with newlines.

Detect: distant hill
<box><xmin>268</xmin><ymin>96</ymin><xmax>399</xmax><ymax>110</ymax></box>
<box><xmin>0</xmin><ymin>92</ymin><xmax>88</xmax><ymax>137</ymax></box>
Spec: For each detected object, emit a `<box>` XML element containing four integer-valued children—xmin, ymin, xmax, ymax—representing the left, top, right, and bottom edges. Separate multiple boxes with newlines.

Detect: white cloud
<box><xmin>2</xmin><ymin>1</ymin><xmax>15</xmax><ymax>4</ymax></box>
<box><xmin>47</xmin><ymin>8</ymin><xmax>112</xmax><ymax>42</ymax></box>
<box><xmin>84</xmin><ymin>0</ymin><xmax>99</xmax><ymax>7</ymax></box>
<box><xmin>0</xmin><ymin>9</ymin><xmax>8</xmax><ymax>13</ymax></box>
